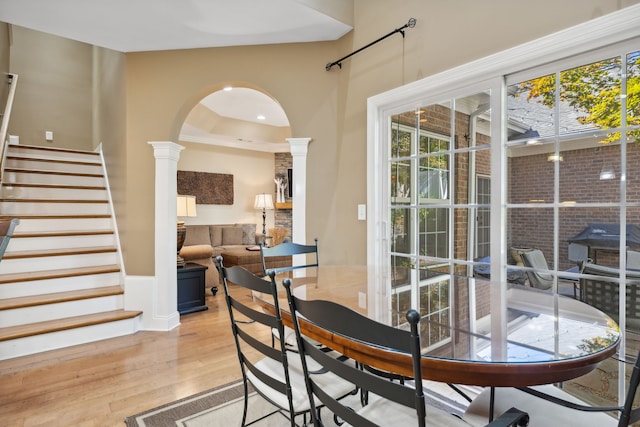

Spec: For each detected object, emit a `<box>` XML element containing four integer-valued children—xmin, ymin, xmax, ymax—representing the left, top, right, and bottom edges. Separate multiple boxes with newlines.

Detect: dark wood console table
<box><xmin>177</xmin><ymin>262</ymin><xmax>208</xmax><ymax>314</ymax></box>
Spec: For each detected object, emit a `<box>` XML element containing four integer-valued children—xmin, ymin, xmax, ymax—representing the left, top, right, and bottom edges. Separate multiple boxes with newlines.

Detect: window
<box><xmin>368</xmin><ymin>11</ymin><xmax>639</xmax><ymax>409</ymax></box>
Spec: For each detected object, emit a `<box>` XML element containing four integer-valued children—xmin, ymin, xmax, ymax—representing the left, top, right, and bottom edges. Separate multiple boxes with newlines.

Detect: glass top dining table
<box><xmin>253</xmin><ymin>265</ymin><xmax>620</xmax><ymax>387</ymax></box>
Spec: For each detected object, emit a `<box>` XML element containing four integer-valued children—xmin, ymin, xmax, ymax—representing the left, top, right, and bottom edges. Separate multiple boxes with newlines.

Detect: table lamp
<box><xmin>177</xmin><ymin>194</ymin><xmax>197</xmax><ymax>267</ymax></box>
<box><xmin>254</xmin><ymin>193</ymin><xmax>274</xmax><ymax>245</ymax></box>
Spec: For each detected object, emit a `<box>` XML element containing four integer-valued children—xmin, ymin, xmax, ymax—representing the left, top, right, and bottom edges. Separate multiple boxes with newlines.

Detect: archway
<box><xmin>176</xmin><ymin>84</ymin><xmax>294</xmax><ymax>242</ymax></box>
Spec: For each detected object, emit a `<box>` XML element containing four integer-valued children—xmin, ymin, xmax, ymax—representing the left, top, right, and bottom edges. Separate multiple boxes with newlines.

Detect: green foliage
<box><xmin>517</xmin><ymin>53</ymin><xmax>640</xmax><ymax>144</ymax></box>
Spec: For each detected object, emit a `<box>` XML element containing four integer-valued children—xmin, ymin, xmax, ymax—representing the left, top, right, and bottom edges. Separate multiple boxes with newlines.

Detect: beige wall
<box><xmin>9</xmin><ymin>26</ymin><xmax>93</xmax><ymax>150</ymax></box>
<box><xmin>0</xmin><ymin>23</ymin><xmax>9</xmax><ymax>102</ymax></box>
<box><xmin>177</xmin><ymin>141</ymin><xmax>277</xmax><ymax>233</ymax></box>
<box><xmin>5</xmin><ymin>0</ymin><xmax>640</xmax><ymax>276</ymax></box>
<box><xmin>93</xmin><ymin>46</ymin><xmax>128</xmax><ymax>268</ymax></box>
<box><xmin>124</xmin><ymin>42</ymin><xmax>341</xmax><ymax>274</ymax></box>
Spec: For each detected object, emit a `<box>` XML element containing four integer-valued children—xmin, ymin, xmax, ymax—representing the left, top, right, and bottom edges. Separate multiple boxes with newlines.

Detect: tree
<box><xmin>517</xmin><ymin>53</ymin><xmax>640</xmax><ymax>144</ymax></box>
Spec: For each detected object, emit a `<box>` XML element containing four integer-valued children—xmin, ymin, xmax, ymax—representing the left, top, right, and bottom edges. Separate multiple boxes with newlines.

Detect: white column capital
<box><xmin>286</xmin><ymin>138</ymin><xmax>311</xmax><ymax>157</ymax></box>
<box><xmin>148</xmin><ymin>141</ymin><xmax>184</xmax><ymax>161</ymax></box>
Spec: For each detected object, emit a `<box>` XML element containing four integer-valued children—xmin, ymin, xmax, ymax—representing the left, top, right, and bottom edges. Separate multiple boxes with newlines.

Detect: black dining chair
<box><xmin>260</xmin><ymin>238</ymin><xmax>319</xmax><ymax>276</ymax></box>
<box><xmin>283</xmin><ymin>278</ymin><xmax>530</xmax><ymax>427</ymax></box>
<box><xmin>215</xmin><ymin>256</ymin><xmax>354</xmax><ymax>427</ymax></box>
<box><xmin>464</xmin><ymin>347</ymin><xmax>640</xmax><ymax>426</ymax></box>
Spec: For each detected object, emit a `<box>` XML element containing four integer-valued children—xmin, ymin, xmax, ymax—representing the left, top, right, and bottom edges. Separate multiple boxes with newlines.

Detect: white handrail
<box><xmin>0</xmin><ymin>73</ymin><xmax>18</xmax><ymax>183</ymax></box>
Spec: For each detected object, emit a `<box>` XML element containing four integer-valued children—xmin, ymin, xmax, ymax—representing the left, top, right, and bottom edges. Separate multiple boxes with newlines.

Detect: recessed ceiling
<box><xmin>0</xmin><ymin>0</ymin><xmax>353</xmax><ymax>52</ymax></box>
<box><xmin>180</xmin><ymin>87</ymin><xmax>292</xmax><ymax>153</ymax></box>
<box><xmin>0</xmin><ymin>0</ymin><xmax>352</xmax><ymax>152</ymax></box>
<box><xmin>201</xmin><ymin>88</ymin><xmax>289</xmax><ymax>127</ymax></box>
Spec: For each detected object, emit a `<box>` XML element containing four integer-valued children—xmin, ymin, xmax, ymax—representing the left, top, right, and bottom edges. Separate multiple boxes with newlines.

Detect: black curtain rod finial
<box><xmin>325</xmin><ymin>61</ymin><xmax>342</xmax><ymax>71</ymax></box>
<box><xmin>325</xmin><ymin>18</ymin><xmax>416</xmax><ymax>71</ymax></box>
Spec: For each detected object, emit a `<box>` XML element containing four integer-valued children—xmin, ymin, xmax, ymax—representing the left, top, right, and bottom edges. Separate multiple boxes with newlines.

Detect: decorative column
<box><xmin>148</xmin><ymin>141</ymin><xmax>184</xmax><ymax>331</ymax></box>
<box><xmin>287</xmin><ymin>138</ymin><xmax>310</xmax><ymax>267</ymax></box>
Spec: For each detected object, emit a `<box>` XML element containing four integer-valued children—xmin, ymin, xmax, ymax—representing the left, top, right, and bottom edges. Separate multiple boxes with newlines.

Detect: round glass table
<box><xmin>253</xmin><ymin>265</ymin><xmax>620</xmax><ymax>387</ymax></box>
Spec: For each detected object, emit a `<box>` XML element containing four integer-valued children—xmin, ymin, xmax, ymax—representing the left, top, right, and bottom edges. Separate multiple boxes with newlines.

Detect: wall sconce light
<box><xmin>599</xmin><ymin>165</ymin><xmax>616</xmax><ymax>180</ymax></box>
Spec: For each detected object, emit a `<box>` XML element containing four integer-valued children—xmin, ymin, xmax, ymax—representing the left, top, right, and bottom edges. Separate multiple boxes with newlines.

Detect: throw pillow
<box><xmin>184</xmin><ymin>225</ymin><xmax>211</xmax><ymax>246</ymax></box>
<box><xmin>511</xmin><ymin>247</ymin><xmax>533</xmax><ymax>266</ymax></box>
<box><xmin>222</xmin><ymin>227</ymin><xmax>244</xmax><ymax>246</ymax></box>
<box><xmin>236</xmin><ymin>223</ymin><xmax>257</xmax><ymax>245</ymax></box>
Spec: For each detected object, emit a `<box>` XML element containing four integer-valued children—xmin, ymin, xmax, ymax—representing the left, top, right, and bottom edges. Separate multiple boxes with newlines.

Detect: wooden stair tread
<box><xmin>4</xmin><ymin>246</ymin><xmax>117</xmax><ymax>259</ymax></box>
<box><xmin>1</xmin><ymin>182</ymin><xmax>106</xmax><ymax>190</ymax></box>
<box><xmin>3</xmin><ymin>168</ymin><xmax>103</xmax><ymax>178</ymax></box>
<box><xmin>0</xmin><ymin>285</ymin><xmax>124</xmax><ymax>310</ymax></box>
<box><xmin>6</xmin><ymin>155</ymin><xmax>101</xmax><ymax>167</ymax></box>
<box><xmin>0</xmin><ymin>198</ymin><xmax>108</xmax><ymax>203</ymax></box>
<box><xmin>0</xmin><ymin>214</ymin><xmax>111</xmax><ymax>219</ymax></box>
<box><xmin>0</xmin><ymin>265</ymin><xmax>121</xmax><ymax>284</ymax></box>
<box><xmin>0</xmin><ymin>309</ymin><xmax>141</xmax><ymax>342</ymax></box>
<box><xmin>12</xmin><ymin>230</ymin><xmax>114</xmax><ymax>238</ymax></box>
<box><xmin>7</xmin><ymin>144</ymin><xmax>100</xmax><ymax>156</ymax></box>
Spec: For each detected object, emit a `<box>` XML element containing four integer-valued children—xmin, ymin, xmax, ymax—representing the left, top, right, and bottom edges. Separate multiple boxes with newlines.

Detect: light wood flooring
<box><xmin>0</xmin><ymin>285</ymin><xmax>255</xmax><ymax>427</ymax></box>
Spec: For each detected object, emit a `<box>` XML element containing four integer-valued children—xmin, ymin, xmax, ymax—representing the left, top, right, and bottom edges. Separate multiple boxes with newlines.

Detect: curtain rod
<box><xmin>325</xmin><ymin>18</ymin><xmax>416</xmax><ymax>71</ymax></box>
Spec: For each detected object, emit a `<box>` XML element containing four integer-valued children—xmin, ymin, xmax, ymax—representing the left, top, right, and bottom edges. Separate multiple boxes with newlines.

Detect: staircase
<box><xmin>0</xmin><ymin>143</ymin><xmax>141</xmax><ymax>360</ymax></box>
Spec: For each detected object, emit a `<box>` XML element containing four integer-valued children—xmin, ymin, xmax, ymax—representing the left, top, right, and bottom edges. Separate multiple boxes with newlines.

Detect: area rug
<box><xmin>124</xmin><ymin>381</ymin><xmax>467</xmax><ymax>426</ymax></box>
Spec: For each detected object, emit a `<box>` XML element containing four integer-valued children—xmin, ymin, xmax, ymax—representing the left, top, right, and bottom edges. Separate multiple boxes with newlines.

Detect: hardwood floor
<box><xmin>0</xmin><ymin>285</ymin><xmax>255</xmax><ymax>427</ymax></box>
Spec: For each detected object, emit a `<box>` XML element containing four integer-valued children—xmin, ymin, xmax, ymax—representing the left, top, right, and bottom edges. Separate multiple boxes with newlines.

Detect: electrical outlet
<box><xmin>45</xmin><ymin>131</ymin><xmax>53</xmax><ymax>141</ymax></box>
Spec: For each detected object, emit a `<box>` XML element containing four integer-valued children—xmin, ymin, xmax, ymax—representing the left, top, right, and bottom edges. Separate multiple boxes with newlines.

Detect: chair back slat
<box><xmin>261</xmin><ymin>238</ymin><xmax>319</xmax><ymax>275</ymax></box>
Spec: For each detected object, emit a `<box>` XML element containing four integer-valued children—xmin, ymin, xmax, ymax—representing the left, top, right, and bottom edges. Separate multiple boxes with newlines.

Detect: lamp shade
<box><xmin>254</xmin><ymin>193</ymin><xmax>274</xmax><ymax>210</ymax></box>
<box><xmin>177</xmin><ymin>195</ymin><xmax>197</xmax><ymax>217</ymax></box>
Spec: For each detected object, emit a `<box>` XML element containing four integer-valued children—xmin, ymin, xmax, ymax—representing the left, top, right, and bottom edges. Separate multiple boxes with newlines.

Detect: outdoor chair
<box><xmin>520</xmin><ymin>249</ymin><xmax>553</xmax><ymax>291</ymax></box>
<box><xmin>520</xmin><ymin>249</ymin><xmax>581</xmax><ymax>297</ymax></box>
<box><xmin>216</xmin><ymin>256</ymin><xmax>354</xmax><ymax>427</ymax></box>
<box><xmin>260</xmin><ymin>238</ymin><xmax>319</xmax><ymax>276</ymax></box>
<box><xmin>579</xmin><ymin>262</ymin><xmax>640</xmax><ymax>330</ymax></box>
<box><xmin>464</xmin><ymin>346</ymin><xmax>640</xmax><ymax>426</ymax></box>
<box><xmin>628</xmin><ymin>250</ymin><xmax>640</xmax><ymax>271</ymax></box>
<box><xmin>283</xmin><ymin>279</ymin><xmax>529</xmax><ymax>427</ymax></box>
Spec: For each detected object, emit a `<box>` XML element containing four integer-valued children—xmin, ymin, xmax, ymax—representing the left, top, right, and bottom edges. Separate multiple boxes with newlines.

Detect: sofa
<box><xmin>178</xmin><ymin>223</ymin><xmax>291</xmax><ymax>293</ymax></box>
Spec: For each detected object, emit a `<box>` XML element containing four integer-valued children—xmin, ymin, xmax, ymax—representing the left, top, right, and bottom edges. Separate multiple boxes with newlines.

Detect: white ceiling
<box><xmin>0</xmin><ymin>0</ymin><xmax>352</xmax><ymax>52</ymax></box>
<box><xmin>201</xmin><ymin>87</ymin><xmax>290</xmax><ymax>128</ymax></box>
<box><xmin>0</xmin><ymin>0</ymin><xmax>352</xmax><ymax>152</ymax></box>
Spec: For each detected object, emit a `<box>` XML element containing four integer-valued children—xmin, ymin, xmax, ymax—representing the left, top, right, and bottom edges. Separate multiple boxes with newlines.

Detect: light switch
<box><xmin>357</xmin><ymin>204</ymin><xmax>366</xmax><ymax>220</ymax></box>
<box><xmin>358</xmin><ymin>291</ymin><xmax>367</xmax><ymax>309</ymax></box>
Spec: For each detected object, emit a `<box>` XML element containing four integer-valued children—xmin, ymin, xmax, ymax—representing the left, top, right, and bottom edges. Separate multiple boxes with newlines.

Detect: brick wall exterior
<box><xmin>509</xmin><ymin>143</ymin><xmax>640</xmax><ymax>269</ymax></box>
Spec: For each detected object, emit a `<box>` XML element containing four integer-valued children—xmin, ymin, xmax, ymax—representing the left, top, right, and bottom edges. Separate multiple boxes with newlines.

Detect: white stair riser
<box><xmin>7</xmin><ymin>234</ymin><xmax>116</xmax><ymax>252</ymax></box>
<box><xmin>1</xmin><ymin>273</ymin><xmax>122</xmax><ymax>298</ymax></box>
<box><xmin>11</xmin><ymin>217</ymin><xmax>113</xmax><ymax>232</ymax></box>
<box><xmin>2</xmin><ymin>171</ymin><xmax>104</xmax><ymax>187</ymax></box>
<box><xmin>0</xmin><ymin>294</ymin><xmax>124</xmax><ymax>327</ymax></box>
<box><xmin>0</xmin><ymin>317</ymin><xmax>141</xmax><ymax>361</ymax></box>
<box><xmin>7</xmin><ymin>145</ymin><xmax>101</xmax><ymax>163</ymax></box>
<box><xmin>1</xmin><ymin>186</ymin><xmax>108</xmax><ymax>200</ymax></box>
<box><xmin>0</xmin><ymin>252</ymin><xmax>119</xmax><ymax>274</ymax></box>
<box><xmin>4</xmin><ymin>158</ymin><xmax>102</xmax><ymax>174</ymax></box>
<box><xmin>0</xmin><ymin>201</ymin><xmax>110</xmax><ymax>216</ymax></box>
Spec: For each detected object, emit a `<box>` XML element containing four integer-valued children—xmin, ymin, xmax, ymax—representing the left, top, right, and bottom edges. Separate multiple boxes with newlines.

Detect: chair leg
<box><xmin>241</xmin><ymin>378</ymin><xmax>250</xmax><ymax>427</ymax></box>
